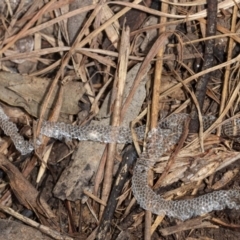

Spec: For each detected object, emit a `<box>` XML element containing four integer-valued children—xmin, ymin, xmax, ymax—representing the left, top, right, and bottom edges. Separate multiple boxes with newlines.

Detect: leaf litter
<box><xmin>0</xmin><ymin>0</ymin><xmax>240</xmax><ymax>239</ymax></box>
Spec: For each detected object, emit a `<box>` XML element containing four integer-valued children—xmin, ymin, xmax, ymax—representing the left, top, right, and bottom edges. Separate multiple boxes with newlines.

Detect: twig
<box><xmin>189</xmin><ymin>0</ymin><xmax>218</xmax><ymax>132</ymax></box>
<box><xmin>146</xmin><ymin>2</ymin><xmax>169</xmax><ymax>239</ymax></box>
<box><xmin>36</xmin><ymin>3</ymin><xmax>102</xmax><ymax>135</ymax></box>
<box><xmin>100</xmin><ymin>24</ymin><xmax>130</xmax><ymax>217</ymax></box>
<box><xmin>160</xmin><ymin>54</ymin><xmax>240</xmax><ymax>99</ymax></box>
<box><xmin>0</xmin><ymin>0</ymin><xmax>57</xmax><ymax>54</ymax></box>
<box><xmin>0</xmin><ymin>204</ymin><xmax>73</xmax><ymax>240</ymax></box>
<box><xmin>153</xmin><ymin>117</ymin><xmax>190</xmax><ymax>189</ymax></box>
<box><xmin>96</xmin><ymin>145</ymin><xmax>137</xmax><ymax>239</ymax></box>
<box><xmin>121</xmin><ymin>32</ymin><xmax>173</xmax><ymax>120</ymax></box>
<box><xmin>217</xmin><ymin>4</ymin><xmax>238</xmax><ymax>135</ymax></box>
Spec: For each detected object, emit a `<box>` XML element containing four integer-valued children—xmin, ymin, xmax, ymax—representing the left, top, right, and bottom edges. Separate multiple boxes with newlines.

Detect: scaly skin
<box><xmin>1</xmin><ymin>105</ymin><xmax>240</xmax><ymax>220</ymax></box>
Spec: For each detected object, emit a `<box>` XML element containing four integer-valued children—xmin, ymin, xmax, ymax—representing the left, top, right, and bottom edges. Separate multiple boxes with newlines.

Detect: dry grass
<box><xmin>0</xmin><ymin>0</ymin><xmax>240</xmax><ymax>239</ymax></box>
